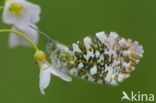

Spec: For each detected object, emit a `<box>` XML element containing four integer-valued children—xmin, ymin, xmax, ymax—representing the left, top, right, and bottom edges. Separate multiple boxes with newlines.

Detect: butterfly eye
<box><xmin>51</xmin><ymin>45</ymin><xmax>56</xmax><ymax>51</ymax></box>
<box><xmin>46</xmin><ymin>40</ymin><xmax>57</xmax><ymax>53</ymax></box>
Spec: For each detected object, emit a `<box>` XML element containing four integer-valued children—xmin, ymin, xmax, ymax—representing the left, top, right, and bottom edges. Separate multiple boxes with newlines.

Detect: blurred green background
<box><xmin>0</xmin><ymin>0</ymin><xmax>156</xmax><ymax>103</ymax></box>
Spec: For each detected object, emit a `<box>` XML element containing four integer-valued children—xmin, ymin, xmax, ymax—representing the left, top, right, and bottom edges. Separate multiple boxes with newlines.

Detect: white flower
<box><xmin>2</xmin><ymin>0</ymin><xmax>41</xmax><ymax>48</ymax></box>
<box><xmin>39</xmin><ymin>63</ymin><xmax>72</xmax><ymax>95</ymax></box>
<box><xmin>34</xmin><ymin>50</ymin><xmax>72</xmax><ymax>95</ymax></box>
<box><xmin>2</xmin><ymin>0</ymin><xmax>41</xmax><ymax>26</ymax></box>
<box><xmin>9</xmin><ymin>24</ymin><xmax>39</xmax><ymax>48</ymax></box>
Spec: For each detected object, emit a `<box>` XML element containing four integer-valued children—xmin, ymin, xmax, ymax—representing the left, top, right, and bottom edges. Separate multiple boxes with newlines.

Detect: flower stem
<box><xmin>5</xmin><ymin>0</ymin><xmax>10</xmax><ymax>2</ymax></box>
<box><xmin>0</xmin><ymin>29</ymin><xmax>39</xmax><ymax>51</ymax></box>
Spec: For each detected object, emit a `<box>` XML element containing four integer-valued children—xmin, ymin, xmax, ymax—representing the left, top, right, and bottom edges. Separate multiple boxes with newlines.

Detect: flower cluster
<box><xmin>0</xmin><ymin>0</ymin><xmax>72</xmax><ymax>95</ymax></box>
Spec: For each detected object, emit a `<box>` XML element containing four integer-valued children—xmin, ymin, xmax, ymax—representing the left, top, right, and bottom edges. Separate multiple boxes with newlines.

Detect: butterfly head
<box><xmin>46</xmin><ymin>40</ymin><xmax>58</xmax><ymax>54</ymax></box>
<box><xmin>46</xmin><ymin>40</ymin><xmax>68</xmax><ymax>58</ymax></box>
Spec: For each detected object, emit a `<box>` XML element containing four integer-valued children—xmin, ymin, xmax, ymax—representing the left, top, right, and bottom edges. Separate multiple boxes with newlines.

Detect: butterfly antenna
<box><xmin>29</xmin><ymin>24</ymin><xmax>52</xmax><ymax>40</ymax></box>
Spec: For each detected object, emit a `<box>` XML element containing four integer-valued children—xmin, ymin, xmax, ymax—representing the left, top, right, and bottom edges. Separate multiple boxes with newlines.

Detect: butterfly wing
<box><xmin>64</xmin><ymin>31</ymin><xmax>144</xmax><ymax>85</ymax></box>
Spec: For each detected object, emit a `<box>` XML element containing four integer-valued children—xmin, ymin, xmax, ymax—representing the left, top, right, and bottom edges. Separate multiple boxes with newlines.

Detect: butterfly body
<box><xmin>47</xmin><ymin>31</ymin><xmax>144</xmax><ymax>85</ymax></box>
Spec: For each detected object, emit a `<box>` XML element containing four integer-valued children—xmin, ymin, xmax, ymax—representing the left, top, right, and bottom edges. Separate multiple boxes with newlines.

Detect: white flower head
<box><xmin>9</xmin><ymin>24</ymin><xmax>38</xmax><ymax>48</ymax></box>
<box><xmin>3</xmin><ymin>0</ymin><xmax>41</xmax><ymax>26</ymax></box>
<box><xmin>34</xmin><ymin>50</ymin><xmax>72</xmax><ymax>95</ymax></box>
<box><xmin>2</xmin><ymin>0</ymin><xmax>41</xmax><ymax>48</ymax></box>
<box><xmin>39</xmin><ymin>64</ymin><xmax>72</xmax><ymax>95</ymax></box>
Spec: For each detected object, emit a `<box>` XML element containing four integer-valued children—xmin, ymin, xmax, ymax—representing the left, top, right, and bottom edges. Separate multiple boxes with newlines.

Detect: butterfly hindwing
<box><xmin>63</xmin><ymin>31</ymin><xmax>144</xmax><ymax>85</ymax></box>
<box><xmin>47</xmin><ymin>31</ymin><xmax>144</xmax><ymax>86</ymax></box>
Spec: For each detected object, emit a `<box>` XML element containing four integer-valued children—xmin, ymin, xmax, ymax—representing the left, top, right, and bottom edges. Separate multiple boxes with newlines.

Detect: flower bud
<box><xmin>34</xmin><ymin>50</ymin><xmax>47</xmax><ymax>64</ymax></box>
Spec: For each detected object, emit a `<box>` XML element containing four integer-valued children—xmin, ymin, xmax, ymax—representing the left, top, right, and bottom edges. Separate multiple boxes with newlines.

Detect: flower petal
<box><xmin>8</xmin><ymin>29</ymin><xmax>20</xmax><ymax>48</ymax></box>
<box><xmin>3</xmin><ymin>0</ymin><xmax>27</xmax><ymax>24</ymax></box>
<box><xmin>2</xmin><ymin>0</ymin><xmax>40</xmax><ymax>25</ymax></box>
<box><xmin>18</xmin><ymin>24</ymin><xmax>39</xmax><ymax>46</ymax></box>
<box><xmin>50</xmin><ymin>66</ymin><xmax>72</xmax><ymax>82</ymax></box>
<box><xmin>39</xmin><ymin>65</ymin><xmax>52</xmax><ymax>95</ymax></box>
<box><xmin>11</xmin><ymin>24</ymin><xmax>39</xmax><ymax>47</ymax></box>
<box><xmin>24</xmin><ymin>1</ymin><xmax>41</xmax><ymax>23</ymax></box>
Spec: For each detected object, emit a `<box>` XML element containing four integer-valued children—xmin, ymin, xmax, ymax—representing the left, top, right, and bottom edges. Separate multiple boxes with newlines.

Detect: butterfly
<box><xmin>46</xmin><ymin>31</ymin><xmax>144</xmax><ymax>85</ymax></box>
